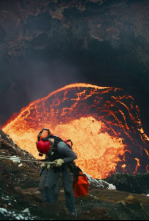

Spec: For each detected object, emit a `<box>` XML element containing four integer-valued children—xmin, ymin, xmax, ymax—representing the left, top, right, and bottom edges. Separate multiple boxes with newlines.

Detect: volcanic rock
<box><xmin>105</xmin><ymin>172</ymin><xmax>149</xmax><ymax>194</ymax></box>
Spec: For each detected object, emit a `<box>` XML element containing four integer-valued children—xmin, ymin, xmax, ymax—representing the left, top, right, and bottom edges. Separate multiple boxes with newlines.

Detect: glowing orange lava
<box><xmin>2</xmin><ymin>83</ymin><xmax>149</xmax><ymax>179</ymax></box>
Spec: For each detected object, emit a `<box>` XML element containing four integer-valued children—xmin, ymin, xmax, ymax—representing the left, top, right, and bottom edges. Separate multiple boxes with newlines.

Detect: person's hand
<box><xmin>54</xmin><ymin>159</ymin><xmax>64</xmax><ymax>167</ymax></box>
<box><xmin>40</xmin><ymin>162</ymin><xmax>47</xmax><ymax>169</ymax></box>
<box><xmin>47</xmin><ymin>162</ymin><xmax>51</xmax><ymax>169</ymax></box>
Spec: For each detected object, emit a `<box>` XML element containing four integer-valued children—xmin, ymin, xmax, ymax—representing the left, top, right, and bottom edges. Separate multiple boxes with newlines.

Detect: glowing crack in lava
<box><xmin>2</xmin><ymin>83</ymin><xmax>149</xmax><ymax>179</ymax></box>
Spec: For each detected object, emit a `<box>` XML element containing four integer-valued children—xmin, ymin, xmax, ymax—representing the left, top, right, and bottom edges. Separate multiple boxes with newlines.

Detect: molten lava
<box><xmin>2</xmin><ymin>83</ymin><xmax>149</xmax><ymax>179</ymax></box>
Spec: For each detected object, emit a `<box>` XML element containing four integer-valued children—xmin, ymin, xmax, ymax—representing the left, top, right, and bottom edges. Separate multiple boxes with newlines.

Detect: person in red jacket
<box><xmin>37</xmin><ymin>129</ymin><xmax>77</xmax><ymax>216</ymax></box>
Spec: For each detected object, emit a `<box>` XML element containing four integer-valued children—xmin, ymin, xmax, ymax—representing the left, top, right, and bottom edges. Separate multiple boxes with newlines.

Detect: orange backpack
<box><xmin>73</xmin><ymin>166</ymin><xmax>89</xmax><ymax>197</ymax></box>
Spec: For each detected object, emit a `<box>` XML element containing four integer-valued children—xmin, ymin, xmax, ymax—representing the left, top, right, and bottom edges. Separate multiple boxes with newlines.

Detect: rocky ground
<box><xmin>0</xmin><ymin>129</ymin><xmax>149</xmax><ymax>220</ymax></box>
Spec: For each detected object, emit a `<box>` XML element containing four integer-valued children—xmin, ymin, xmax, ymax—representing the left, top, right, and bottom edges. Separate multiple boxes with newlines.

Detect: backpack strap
<box><xmin>48</xmin><ymin>135</ymin><xmax>63</xmax><ymax>149</ymax></box>
<box><xmin>73</xmin><ymin>166</ymin><xmax>83</xmax><ymax>183</ymax></box>
<box><xmin>64</xmin><ymin>139</ymin><xmax>73</xmax><ymax>149</ymax></box>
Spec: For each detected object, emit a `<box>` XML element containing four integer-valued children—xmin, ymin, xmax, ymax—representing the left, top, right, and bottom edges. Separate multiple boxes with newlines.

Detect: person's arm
<box><xmin>57</xmin><ymin>141</ymin><xmax>77</xmax><ymax>164</ymax></box>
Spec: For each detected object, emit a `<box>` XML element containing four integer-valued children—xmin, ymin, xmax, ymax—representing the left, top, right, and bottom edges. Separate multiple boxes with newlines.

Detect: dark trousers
<box><xmin>39</xmin><ymin>168</ymin><xmax>76</xmax><ymax>212</ymax></box>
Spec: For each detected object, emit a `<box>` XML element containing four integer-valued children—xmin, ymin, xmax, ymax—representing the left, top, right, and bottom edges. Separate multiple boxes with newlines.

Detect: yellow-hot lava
<box><xmin>54</xmin><ymin>117</ymin><xmax>125</xmax><ymax>179</ymax></box>
<box><xmin>2</xmin><ymin>83</ymin><xmax>149</xmax><ymax>179</ymax></box>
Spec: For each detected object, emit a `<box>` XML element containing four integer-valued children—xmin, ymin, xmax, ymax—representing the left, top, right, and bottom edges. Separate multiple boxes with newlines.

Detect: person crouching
<box><xmin>36</xmin><ymin>128</ymin><xmax>77</xmax><ymax>216</ymax></box>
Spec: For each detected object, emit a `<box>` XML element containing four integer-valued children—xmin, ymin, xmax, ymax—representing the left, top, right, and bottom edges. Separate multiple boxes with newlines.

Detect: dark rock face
<box><xmin>105</xmin><ymin>172</ymin><xmax>149</xmax><ymax>194</ymax></box>
<box><xmin>0</xmin><ymin>25</ymin><xmax>5</xmax><ymax>42</ymax></box>
<box><xmin>0</xmin><ymin>0</ymin><xmax>149</xmax><ymax>136</ymax></box>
